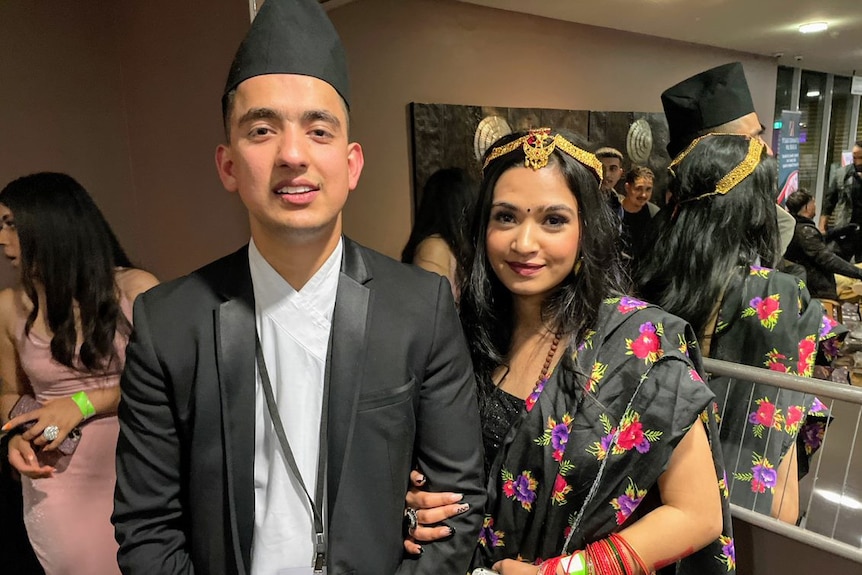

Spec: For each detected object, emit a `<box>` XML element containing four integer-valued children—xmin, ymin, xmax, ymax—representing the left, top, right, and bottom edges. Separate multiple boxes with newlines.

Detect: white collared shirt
<box><xmin>249</xmin><ymin>237</ymin><xmax>342</xmax><ymax>574</ymax></box>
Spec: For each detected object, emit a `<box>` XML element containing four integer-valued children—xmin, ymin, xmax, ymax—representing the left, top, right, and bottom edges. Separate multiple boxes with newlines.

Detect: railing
<box><xmin>703</xmin><ymin>358</ymin><xmax>862</xmax><ymax>564</ymax></box>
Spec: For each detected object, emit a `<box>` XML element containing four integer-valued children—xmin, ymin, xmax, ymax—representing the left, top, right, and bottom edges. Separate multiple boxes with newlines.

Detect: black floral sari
<box><xmin>475</xmin><ymin>297</ymin><xmax>736</xmax><ymax>574</ymax></box>
<box><xmin>710</xmin><ymin>266</ymin><xmax>845</xmax><ymax>515</ymax></box>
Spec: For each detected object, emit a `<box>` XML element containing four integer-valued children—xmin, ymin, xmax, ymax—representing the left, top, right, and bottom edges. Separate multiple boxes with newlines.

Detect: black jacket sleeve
<box><xmin>397</xmin><ymin>276</ymin><xmax>486</xmax><ymax>575</ymax></box>
<box><xmin>797</xmin><ymin>224</ymin><xmax>862</xmax><ymax>279</ymax></box>
<box><xmin>113</xmin><ymin>295</ymin><xmax>194</xmax><ymax>575</ymax></box>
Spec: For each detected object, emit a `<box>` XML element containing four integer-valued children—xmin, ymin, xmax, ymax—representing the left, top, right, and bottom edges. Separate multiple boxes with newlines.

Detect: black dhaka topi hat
<box><xmin>661</xmin><ymin>62</ymin><xmax>755</xmax><ymax>157</ymax></box>
<box><xmin>222</xmin><ymin>0</ymin><xmax>350</xmax><ymax>118</ymax></box>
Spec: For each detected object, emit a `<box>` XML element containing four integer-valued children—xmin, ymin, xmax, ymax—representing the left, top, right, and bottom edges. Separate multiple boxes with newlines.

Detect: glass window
<box><xmin>826</xmin><ymin>76</ymin><xmax>853</xmax><ymax>188</ymax></box>
<box><xmin>771</xmin><ymin>66</ymin><xmax>795</xmax><ymax>153</ymax></box>
<box><xmin>798</xmin><ymin>71</ymin><xmax>828</xmax><ymax>195</ymax></box>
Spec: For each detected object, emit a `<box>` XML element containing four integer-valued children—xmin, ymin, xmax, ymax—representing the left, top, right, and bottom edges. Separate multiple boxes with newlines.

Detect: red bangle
<box><xmin>538</xmin><ymin>556</ymin><xmax>563</xmax><ymax>575</ymax></box>
<box><xmin>610</xmin><ymin>534</ymin><xmax>651</xmax><ymax>575</ymax></box>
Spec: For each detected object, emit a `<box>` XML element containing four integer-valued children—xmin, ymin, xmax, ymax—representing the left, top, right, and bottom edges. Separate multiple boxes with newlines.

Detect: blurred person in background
<box><xmin>0</xmin><ymin>172</ymin><xmax>158</xmax><ymax>574</ymax></box>
<box><xmin>402</xmin><ymin>167</ymin><xmax>477</xmax><ymax>301</ymax></box>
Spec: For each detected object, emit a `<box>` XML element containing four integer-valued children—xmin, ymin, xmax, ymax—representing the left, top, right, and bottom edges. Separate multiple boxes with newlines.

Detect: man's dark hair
<box><xmin>785</xmin><ymin>188</ymin><xmax>813</xmax><ymax>216</ymax></box>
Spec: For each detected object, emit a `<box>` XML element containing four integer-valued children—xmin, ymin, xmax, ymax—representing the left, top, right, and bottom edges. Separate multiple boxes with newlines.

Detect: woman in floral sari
<box><xmin>636</xmin><ymin>134</ymin><xmax>845</xmax><ymax>523</ymax></box>
<box><xmin>408</xmin><ymin>128</ymin><xmax>733</xmax><ymax>575</ymax></box>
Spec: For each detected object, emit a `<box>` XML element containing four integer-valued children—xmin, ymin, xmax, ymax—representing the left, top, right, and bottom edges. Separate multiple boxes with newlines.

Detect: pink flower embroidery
<box><xmin>748</xmin><ymin>398</ymin><xmax>783</xmax><ymax>437</ymax></box>
<box><xmin>742</xmin><ymin>294</ymin><xmax>782</xmax><ymax>330</ymax></box>
<box><xmin>551</xmin><ymin>474</ymin><xmax>572</xmax><ymax>505</ymax></box>
<box><xmin>796</xmin><ymin>335</ymin><xmax>817</xmax><ymax>377</ymax></box>
<box><xmin>785</xmin><ymin>405</ymin><xmax>804</xmax><ymax>434</ymax></box>
<box><xmin>626</xmin><ymin>322</ymin><xmax>664</xmax><ymax>364</ymax></box>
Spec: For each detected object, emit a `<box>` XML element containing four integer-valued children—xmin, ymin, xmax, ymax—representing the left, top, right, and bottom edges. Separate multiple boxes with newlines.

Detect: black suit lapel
<box><xmin>327</xmin><ymin>238</ymin><xmax>371</xmax><ymax>519</ymax></box>
<box><xmin>214</xmin><ymin>247</ymin><xmax>256</xmax><ymax>574</ymax></box>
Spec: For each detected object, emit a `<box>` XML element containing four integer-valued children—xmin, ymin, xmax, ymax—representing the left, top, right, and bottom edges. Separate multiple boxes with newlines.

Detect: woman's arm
<box><xmin>616</xmin><ymin>419</ymin><xmax>723</xmax><ymax>571</ymax></box>
<box><xmin>0</xmin><ymin>288</ymin><xmax>27</xmax><ymax>423</ymax></box>
<box><xmin>116</xmin><ymin>267</ymin><xmax>160</xmax><ymax>303</ymax></box>
<box><xmin>772</xmin><ymin>443</ymin><xmax>799</xmax><ymax>523</ymax></box>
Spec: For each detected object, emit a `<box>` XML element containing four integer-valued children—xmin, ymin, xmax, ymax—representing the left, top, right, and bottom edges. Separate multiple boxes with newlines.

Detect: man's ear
<box><xmin>215</xmin><ymin>144</ymin><xmax>238</xmax><ymax>193</ymax></box>
<box><xmin>346</xmin><ymin>142</ymin><xmax>365</xmax><ymax>191</ymax></box>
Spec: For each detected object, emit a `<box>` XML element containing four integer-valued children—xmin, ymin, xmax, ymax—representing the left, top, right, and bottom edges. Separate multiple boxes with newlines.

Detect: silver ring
<box><xmin>42</xmin><ymin>425</ymin><xmax>60</xmax><ymax>442</ymax></box>
<box><xmin>404</xmin><ymin>507</ymin><xmax>418</xmax><ymax>534</ymax></box>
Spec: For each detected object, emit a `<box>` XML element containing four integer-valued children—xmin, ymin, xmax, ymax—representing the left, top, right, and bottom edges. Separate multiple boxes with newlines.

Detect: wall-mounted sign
<box><xmin>852</xmin><ymin>76</ymin><xmax>862</xmax><ymax>96</ymax></box>
<box><xmin>776</xmin><ymin>110</ymin><xmax>802</xmax><ymax>204</ymax></box>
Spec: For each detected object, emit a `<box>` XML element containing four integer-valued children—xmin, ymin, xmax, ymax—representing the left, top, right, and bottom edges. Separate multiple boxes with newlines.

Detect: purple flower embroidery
<box><xmin>513</xmin><ymin>474</ymin><xmax>537</xmax><ymax>505</ymax></box>
<box><xmin>551</xmin><ymin>422</ymin><xmax>569</xmax><ymax>451</ymax></box>
<box><xmin>525</xmin><ymin>378</ymin><xmax>546</xmax><ymax>412</ymax></box>
<box><xmin>617</xmin><ymin>296</ymin><xmax>648</xmax><ymax>314</ymax></box>
<box><xmin>616</xmin><ymin>493</ymin><xmax>640</xmax><ymax>517</ymax></box>
<box><xmin>751</xmin><ymin>463</ymin><xmax>777</xmax><ymax>493</ymax></box>
<box><xmin>611</xmin><ymin>479</ymin><xmax>647</xmax><ymax>525</ymax></box>
<box><xmin>600</xmin><ymin>433</ymin><xmax>614</xmax><ymax>454</ymax></box>
<box><xmin>722</xmin><ymin>538</ymin><xmax>735</xmax><ymax>562</ymax></box>
<box><xmin>802</xmin><ymin>422</ymin><xmax>825</xmax><ymax>454</ymax></box>
<box><xmin>502</xmin><ymin>469</ymin><xmax>538</xmax><ymax>510</ymax></box>
<box><xmin>478</xmin><ymin>516</ymin><xmax>504</xmax><ymax>549</ymax></box>
<box><xmin>718</xmin><ymin>535</ymin><xmax>736</xmax><ymax>570</ymax></box>
<box><xmin>810</xmin><ymin>397</ymin><xmax>827</xmax><ymax>414</ymax></box>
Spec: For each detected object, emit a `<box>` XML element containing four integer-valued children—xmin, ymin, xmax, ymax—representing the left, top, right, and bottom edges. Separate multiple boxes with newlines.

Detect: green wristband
<box><xmin>71</xmin><ymin>391</ymin><xmax>96</xmax><ymax>420</ymax></box>
<box><xmin>564</xmin><ymin>551</ymin><xmax>588</xmax><ymax>575</ymax></box>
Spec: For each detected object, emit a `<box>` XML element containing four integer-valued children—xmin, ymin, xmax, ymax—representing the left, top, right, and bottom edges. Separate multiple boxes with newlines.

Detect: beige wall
<box><xmin>330</xmin><ymin>0</ymin><xmax>778</xmax><ymax>259</ymax></box>
<box><xmin>113</xmin><ymin>0</ymin><xmax>250</xmax><ymax>280</ymax></box>
<box><xmin>0</xmin><ymin>0</ymin><xmax>778</xmax><ymax>279</ymax></box>
<box><xmin>0</xmin><ymin>0</ymin><xmax>249</xmax><ymax>285</ymax></box>
<box><xmin>0</xmin><ymin>1</ymin><xmax>135</xmax><ymax>286</ymax></box>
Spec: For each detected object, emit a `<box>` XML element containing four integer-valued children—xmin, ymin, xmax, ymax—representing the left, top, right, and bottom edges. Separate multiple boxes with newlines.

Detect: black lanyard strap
<box><xmin>255</xmin><ymin>334</ymin><xmax>328</xmax><ymax>572</ymax></box>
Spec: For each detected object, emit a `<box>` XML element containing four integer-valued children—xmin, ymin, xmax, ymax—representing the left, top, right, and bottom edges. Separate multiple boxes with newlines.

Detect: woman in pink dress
<box><xmin>0</xmin><ymin>173</ymin><xmax>158</xmax><ymax>575</ymax></box>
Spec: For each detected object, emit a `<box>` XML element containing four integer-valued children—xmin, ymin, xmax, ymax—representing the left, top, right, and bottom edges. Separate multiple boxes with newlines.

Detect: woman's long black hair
<box><xmin>635</xmin><ymin>135</ymin><xmax>779</xmax><ymax>339</ymax></box>
<box><xmin>401</xmin><ymin>167</ymin><xmax>477</xmax><ymax>281</ymax></box>
<box><xmin>0</xmin><ymin>172</ymin><xmax>133</xmax><ymax>372</ymax></box>
<box><xmin>459</xmin><ymin>130</ymin><xmax>626</xmax><ymax>401</ymax></box>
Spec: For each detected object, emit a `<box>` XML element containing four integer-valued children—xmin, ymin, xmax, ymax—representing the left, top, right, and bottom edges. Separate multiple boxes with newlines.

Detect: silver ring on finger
<box><xmin>42</xmin><ymin>425</ymin><xmax>60</xmax><ymax>442</ymax></box>
<box><xmin>404</xmin><ymin>507</ymin><xmax>419</xmax><ymax>534</ymax></box>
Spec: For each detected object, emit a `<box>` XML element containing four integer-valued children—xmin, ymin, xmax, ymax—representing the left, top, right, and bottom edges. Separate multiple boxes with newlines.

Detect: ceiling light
<box><xmin>799</xmin><ymin>22</ymin><xmax>828</xmax><ymax>34</ymax></box>
<box><xmin>807</xmin><ymin>90</ymin><xmax>821</xmax><ymax>98</ymax></box>
<box><xmin>817</xmin><ymin>489</ymin><xmax>862</xmax><ymax>510</ymax></box>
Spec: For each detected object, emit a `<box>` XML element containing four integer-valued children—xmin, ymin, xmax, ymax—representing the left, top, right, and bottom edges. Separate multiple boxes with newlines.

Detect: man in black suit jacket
<box><xmin>111</xmin><ymin>1</ymin><xmax>485</xmax><ymax>574</ymax></box>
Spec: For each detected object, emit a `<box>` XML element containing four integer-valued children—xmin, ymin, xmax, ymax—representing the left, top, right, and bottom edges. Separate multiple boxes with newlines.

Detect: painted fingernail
<box><xmin>417</xmin><ymin>546</ymin><xmax>423</xmax><ymax>555</ymax></box>
<box><xmin>455</xmin><ymin>503</ymin><xmax>470</xmax><ymax>514</ymax></box>
<box><xmin>1</xmin><ymin>423</ymin><xmax>9</xmax><ymax>431</ymax></box>
<box><xmin>448</xmin><ymin>493</ymin><xmax>464</xmax><ymax>503</ymax></box>
<box><xmin>447</xmin><ymin>526</ymin><xmax>456</xmax><ymax>536</ymax></box>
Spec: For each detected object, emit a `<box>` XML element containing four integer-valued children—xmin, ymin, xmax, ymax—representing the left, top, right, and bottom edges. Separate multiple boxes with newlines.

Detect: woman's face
<box><xmin>0</xmin><ymin>204</ymin><xmax>21</xmax><ymax>268</ymax></box>
<box><xmin>486</xmin><ymin>164</ymin><xmax>580</xmax><ymax>301</ymax></box>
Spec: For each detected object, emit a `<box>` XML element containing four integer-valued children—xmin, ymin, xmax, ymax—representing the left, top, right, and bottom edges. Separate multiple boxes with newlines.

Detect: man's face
<box><xmin>732</xmin><ymin>112</ymin><xmax>773</xmax><ymax>157</ymax></box>
<box><xmin>599</xmin><ymin>157</ymin><xmax>623</xmax><ymax>190</ymax></box>
<box><xmin>216</xmin><ymin>74</ymin><xmax>363</xmax><ymax>246</ymax></box>
<box><xmin>853</xmin><ymin>146</ymin><xmax>862</xmax><ymax>172</ymax></box>
<box><xmin>624</xmin><ymin>177</ymin><xmax>654</xmax><ymax>211</ymax></box>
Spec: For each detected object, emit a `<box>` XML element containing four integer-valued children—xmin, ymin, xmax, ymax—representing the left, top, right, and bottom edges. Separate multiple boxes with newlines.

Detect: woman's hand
<box><xmin>7</xmin><ymin>433</ymin><xmax>54</xmax><ymax>478</ymax></box>
<box><xmin>403</xmin><ymin>469</ymin><xmax>471</xmax><ymax>554</ymax></box>
<box><xmin>491</xmin><ymin>559</ymin><xmax>540</xmax><ymax>574</ymax></box>
<box><xmin>3</xmin><ymin>396</ymin><xmax>83</xmax><ymax>450</ymax></box>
